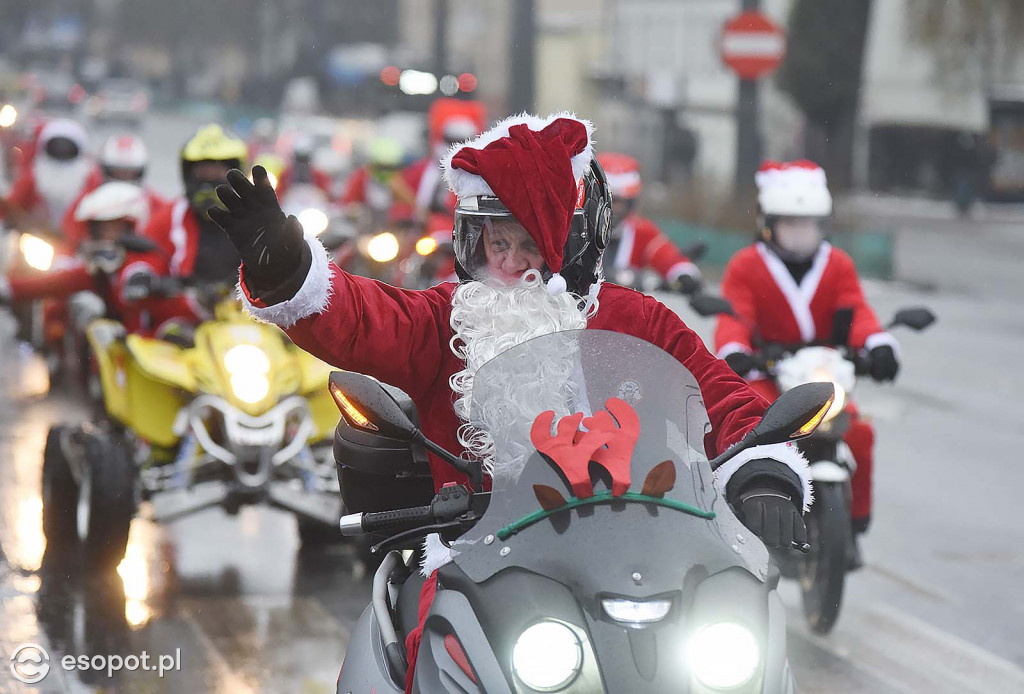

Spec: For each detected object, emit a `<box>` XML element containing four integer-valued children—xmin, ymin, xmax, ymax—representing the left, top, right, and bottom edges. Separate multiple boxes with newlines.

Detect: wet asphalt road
<box><xmin>2</xmin><ymin>113</ymin><xmax>1023</xmax><ymax>693</ymax></box>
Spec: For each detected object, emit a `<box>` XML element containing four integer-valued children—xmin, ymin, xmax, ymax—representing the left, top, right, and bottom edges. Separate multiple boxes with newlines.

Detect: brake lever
<box><xmin>369</xmin><ymin>518</ymin><xmax>476</xmax><ymax>556</ymax></box>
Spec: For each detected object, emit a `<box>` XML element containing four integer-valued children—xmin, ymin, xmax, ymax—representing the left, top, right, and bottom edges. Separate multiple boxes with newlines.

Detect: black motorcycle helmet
<box><xmin>452</xmin><ymin>157</ymin><xmax>614</xmax><ymax>297</ymax></box>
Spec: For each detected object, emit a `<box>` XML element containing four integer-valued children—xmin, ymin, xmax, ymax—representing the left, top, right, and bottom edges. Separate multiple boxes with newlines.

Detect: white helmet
<box><xmin>74</xmin><ymin>181</ymin><xmax>148</xmax><ymax>224</ymax></box>
<box><xmin>100</xmin><ymin>134</ymin><xmax>148</xmax><ymax>181</ymax></box>
<box><xmin>755</xmin><ymin>160</ymin><xmax>833</xmax><ymax>218</ymax></box>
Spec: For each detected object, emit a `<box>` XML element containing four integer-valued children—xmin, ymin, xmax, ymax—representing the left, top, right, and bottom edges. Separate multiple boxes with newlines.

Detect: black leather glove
<box><xmin>724</xmin><ymin>351</ymin><xmax>758</xmax><ymax>378</ymax></box>
<box><xmin>121</xmin><ymin>272</ymin><xmax>154</xmax><ymax>302</ymax></box>
<box><xmin>735</xmin><ymin>485</ymin><xmax>807</xmax><ymax>550</ymax></box>
<box><xmin>670</xmin><ymin>273</ymin><xmax>702</xmax><ymax>296</ymax></box>
<box><xmin>208</xmin><ymin>166</ymin><xmax>309</xmax><ymax>295</ymax></box>
<box><xmin>868</xmin><ymin>344</ymin><xmax>899</xmax><ymax>382</ymax></box>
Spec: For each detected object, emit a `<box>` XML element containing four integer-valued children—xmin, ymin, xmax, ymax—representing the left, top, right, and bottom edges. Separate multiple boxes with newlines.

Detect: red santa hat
<box><xmin>442</xmin><ymin>112</ymin><xmax>595</xmax><ymax>291</ymax></box>
<box><xmin>755</xmin><ymin>159</ymin><xmax>832</xmax><ymax>217</ymax></box>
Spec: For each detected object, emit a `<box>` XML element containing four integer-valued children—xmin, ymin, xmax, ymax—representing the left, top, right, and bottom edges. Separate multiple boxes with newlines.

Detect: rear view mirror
<box><xmin>689</xmin><ymin>293</ymin><xmax>735</xmax><ymax>318</ymax></box>
<box><xmin>890</xmin><ymin>307</ymin><xmax>936</xmax><ymax>332</ymax></box>
<box><xmin>752</xmin><ymin>382</ymin><xmax>835</xmax><ymax>444</ymax></box>
<box><xmin>682</xmin><ymin>240</ymin><xmax>708</xmax><ymax>261</ymax></box>
<box><xmin>329</xmin><ymin>372</ymin><xmax>417</xmax><ymax>441</ymax></box>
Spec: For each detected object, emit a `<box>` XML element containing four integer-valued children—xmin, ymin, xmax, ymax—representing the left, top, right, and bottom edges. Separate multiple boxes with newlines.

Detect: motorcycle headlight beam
<box><xmin>20</xmin><ymin>234</ymin><xmax>55</xmax><ymax>271</ymax></box>
<box><xmin>367</xmin><ymin>232</ymin><xmax>399</xmax><ymax>263</ymax></box>
<box><xmin>686</xmin><ymin>622</ymin><xmax>761</xmax><ymax>690</ymax></box>
<box><xmin>223</xmin><ymin>344</ymin><xmax>272</xmax><ymax>404</ymax></box>
<box><xmin>297</xmin><ymin>207</ymin><xmax>329</xmax><ymax>236</ymax></box>
<box><xmin>512</xmin><ymin>620</ymin><xmax>583</xmax><ymax>691</ymax></box>
<box><xmin>601</xmin><ymin>597</ymin><xmax>672</xmax><ymax>626</ymax></box>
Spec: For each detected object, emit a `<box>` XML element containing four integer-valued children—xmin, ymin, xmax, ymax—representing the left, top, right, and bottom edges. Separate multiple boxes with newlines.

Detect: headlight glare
<box><xmin>223</xmin><ymin>345</ymin><xmax>271</xmax><ymax>404</ymax></box>
<box><xmin>512</xmin><ymin>621</ymin><xmax>583</xmax><ymax>691</ymax></box>
<box><xmin>20</xmin><ymin>234</ymin><xmax>55</xmax><ymax>271</ymax></box>
<box><xmin>601</xmin><ymin>597</ymin><xmax>672</xmax><ymax>625</ymax></box>
<box><xmin>686</xmin><ymin>622</ymin><xmax>760</xmax><ymax>689</ymax></box>
<box><xmin>297</xmin><ymin>207</ymin><xmax>329</xmax><ymax>236</ymax></box>
<box><xmin>231</xmin><ymin>373</ymin><xmax>270</xmax><ymax>404</ymax></box>
<box><xmin>367</xmin><ymin>232</ymin><xmax>400</xmax><ymax>263</ymax></box>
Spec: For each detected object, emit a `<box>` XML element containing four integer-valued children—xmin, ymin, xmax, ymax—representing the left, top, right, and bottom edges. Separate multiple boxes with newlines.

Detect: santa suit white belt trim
<box><xmin>169</xmin><ymin>198</ymin><xmax>189</xmax><ymax>276</ymax></box>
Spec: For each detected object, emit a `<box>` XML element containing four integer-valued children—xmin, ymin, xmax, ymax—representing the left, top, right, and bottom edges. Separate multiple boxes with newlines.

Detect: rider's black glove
<box><xmin>670</xmin><ymin>273</ymin><xmax>702</xmax><ymax>296</ymax></box>
<box><xmin>208</xmin><ymin>166</ymin><xmax>311</xmax><ymax>299</ymax></box>
<box><xmin>868</xmin><ymin>344</ymin><xmax>899</xmax><ymax>382</ymax></box>
<box><xmin>724</xmin><ymin>351</ymin><xmax>758</xmax><ymax>378</ymax></box>
<box><xmin>121</xmin><ymin>272</ymin><xmax>154</xmax><ymax>302</ymax></box>
<box><xmin>734</xmin><ymin>485</ymin><xmax>807</xmax><ymax>550</ymax></box>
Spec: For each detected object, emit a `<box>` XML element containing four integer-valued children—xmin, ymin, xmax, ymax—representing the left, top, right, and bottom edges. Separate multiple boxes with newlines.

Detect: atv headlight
<box><xmin>415</xmin><ymin>236</ymin><xmax>438</xmax><ymax>256</ymax></box>
<box><xmin>297</xmin><ymin>207</ymin><xmax>329</xmax><ymax>236</ymax></box>
<box><xmin>512</xmin><ymin>621</ymin><xmax>583</xmax><ymax>691</ymax></box>
<box><xmin>223</xmin><ymin>344</ymin><xmax>271</xmax><ymax>404</ymax></box>
<box><xmin>686</xmin><ymin>622</ymin><xmax>760</xmax><ymax>689</ymax></box>
<box><xmin>20</xmin><ymin>234</ymin><xmax>55</xmax><ymax>271</ymax></box>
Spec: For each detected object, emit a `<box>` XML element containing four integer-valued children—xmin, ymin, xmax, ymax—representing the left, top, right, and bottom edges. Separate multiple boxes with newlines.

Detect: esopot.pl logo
<box><xmin>10</xmin><ymin>643</ymin><xmax>51</xmax><ymax>684</ymax></box>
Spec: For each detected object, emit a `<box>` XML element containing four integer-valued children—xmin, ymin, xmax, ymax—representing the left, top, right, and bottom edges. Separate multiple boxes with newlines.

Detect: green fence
<box><xmin>655</xmin><ymin>219</ymin><xmax>894</xmax><ymax>280</ymax></box>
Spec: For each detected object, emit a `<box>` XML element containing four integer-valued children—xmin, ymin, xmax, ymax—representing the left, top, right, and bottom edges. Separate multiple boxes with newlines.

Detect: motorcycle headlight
<box><xmin>686</xmin><ymin>622</ymin><xmax>760</xmax><ymax>689</ymax></box>
<box><xmin>223</xmin><ymin>344</ymin><xmax>271</xmax><ymax>404</ymax></box>
<box><xmin>20</xmin><ymin>234</ymin><xmax>55</xmax><ymax>271</ymax></box>
<box><xmin>601</xmin><ymin>597</ymin><xmax>672</xmax><ymax>626</ymax></box>
<box><xmin>297</xmin><ymin>207</ymin><xmax>329</xmax><ymax>236</ymax></box>
<box><xmin>367</xmin><ymin>232</ymin><xmax>399</xmax><ymax>263</ymax></box>
<box><xmin>415</xmin><ymin>236</ymin><xmax>438</xmax><ymax>256</ymax></box>
<box><xmin>512</xmin><ymin>621</ymin><xmax>583</xmax><ymax>691</ymax></box>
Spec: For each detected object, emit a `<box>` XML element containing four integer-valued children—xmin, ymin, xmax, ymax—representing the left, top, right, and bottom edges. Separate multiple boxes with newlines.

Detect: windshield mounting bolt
<box><xmin>736</xmin><ymin>533</ymin><xmax>746</xmax><ymax>544</ymax></box>
<box><xmin>499</xmin><ymin>546</ymin><xmax>511</xmax><ymax>557</ymax></box>
<box><xmin>484</xmin><ymin>534</ymin><xmax>495</xmax><ymax>545</ymax></box>
<box><xmin>632</xmin><ymin>572</ymin><xmax>642</xmax><ymax>585</ymax></box>
<box><xmin>732</xmin><ymin>544</ymin><xmax>741</xmax><ymax>554</ymax></box>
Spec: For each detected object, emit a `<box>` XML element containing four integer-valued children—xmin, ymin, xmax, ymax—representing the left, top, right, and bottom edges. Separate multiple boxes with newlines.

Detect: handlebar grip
<box><xmin>361</xmin><ymin>505</ymin><xmax>434</xmax><ymax>534</ymax></box>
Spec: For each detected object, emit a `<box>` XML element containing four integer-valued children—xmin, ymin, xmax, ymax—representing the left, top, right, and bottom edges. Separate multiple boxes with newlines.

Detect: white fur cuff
<box><xmin>714</xmin><ymin>441</ymin><xmax>813</xmax><ymax>512</ymax></box>
<box><xmin>865</xmin><ymin>331</ymin><xmax>900</xmax><ymax>357</ymax></box>
<box><xmin>716</xmin><ymin>342</ymin><xmax>751</xmax><ymax>360</ymax></box>
<box><xmin>421</xmin><ymin>533</ymin><xmax>457</xmax><ymax>577</ymax></box>
<box><xmin>238</xmin><ymin>235</ymin><xmax>333</xmax><ymax>328</ymax></box>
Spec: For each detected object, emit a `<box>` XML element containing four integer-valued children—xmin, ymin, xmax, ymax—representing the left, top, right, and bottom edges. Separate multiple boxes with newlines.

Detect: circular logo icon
<box><xmin>10</xmin><ymin>643</ymin><xmax>50</xmax><ymax>684</ymax></box>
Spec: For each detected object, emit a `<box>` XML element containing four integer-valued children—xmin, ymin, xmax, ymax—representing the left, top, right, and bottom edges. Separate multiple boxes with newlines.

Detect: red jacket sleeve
<box><xmin>831</xmin><ymin>250</ymin><xmax>886</xmax><ymax>349</ymax></box>
<box><xmin>3</xmin><ymin>170</ymin><xmax>38</xmax><ymax>219</ymax></box>
<box><xmin>633</xmin><ymin>217</ymin><xmax>698</xmax><ymax>280</ymax></box>
<box><xmin>9</xmin><ymin>263</ymin><xmax>94</xmax><ymax>302</ymax></box>
<box><xmin>714</xmin><ymin>250</ymin><xmax>759</xmax><ymax>357</ymax></box>
<box><xmin>639</xmin><ymin>293</ymin><xmax>768</xmax><ymax>457</ymax></box>
<box><xmin>283</xmin><ymin>267</ymin><xmax>451</xmax><ymax>400</ymax></box>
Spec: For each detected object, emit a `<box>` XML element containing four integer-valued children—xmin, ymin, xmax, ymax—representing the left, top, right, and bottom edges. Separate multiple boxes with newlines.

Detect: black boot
<box><xmin>848</xmin><ymin>516</ymin><xmax>870</xmax><ymax>571</ymax></box>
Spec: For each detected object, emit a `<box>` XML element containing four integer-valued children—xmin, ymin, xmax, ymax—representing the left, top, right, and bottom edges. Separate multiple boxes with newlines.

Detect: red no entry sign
<box><xmin>721</xmin><ymin>11</ymin><xmax>787</xmax><ymax>80</ymax></box>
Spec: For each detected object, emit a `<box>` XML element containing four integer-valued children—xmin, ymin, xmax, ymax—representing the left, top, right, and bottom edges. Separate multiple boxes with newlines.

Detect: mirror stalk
<box><xmin>412</xmin><ymin>429</ymin><xmax>483</xmax><ymax>489</ymax></box>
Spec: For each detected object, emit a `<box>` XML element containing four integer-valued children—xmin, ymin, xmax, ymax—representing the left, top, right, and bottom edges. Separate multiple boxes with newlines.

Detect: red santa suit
<box><xmin>714</xmin><ymin>240</ymin><xmax>897</xmax><ymax>523</ymax></box>
<box><xmin>238</xmin><ymin>114</ymin><xmax>811</xmax><ymax>691</ymax></box>
<box><xmin>273</xmin><ymin>163</ymin><xmax>334</xmax><ymax>200</ymax></box>
<box><xmin>608</xmin><ymin>214</ymin><xmax>699</xmax><ymax>281</ymax></box>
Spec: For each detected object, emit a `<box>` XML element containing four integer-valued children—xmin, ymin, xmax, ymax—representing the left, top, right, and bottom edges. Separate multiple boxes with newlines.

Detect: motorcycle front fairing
<box><xmin>410</xmin><ymin>330</ymin><xmax>787</xmax><ymax>693</ymax></box>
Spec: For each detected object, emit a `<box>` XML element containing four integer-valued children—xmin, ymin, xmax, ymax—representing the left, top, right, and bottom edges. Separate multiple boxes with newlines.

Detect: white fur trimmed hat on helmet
<box><xmin>101</xmin><ymin>134</ymin><xmax>148</xmax><ymax>171</ymax></box>
<box><xmin>74</xmin><ymin>181</ymin><xmax>148</xmax><ymax>224</ymax></box>
<box><xmin>755</xmin><ymin>160</ymin><xmax>833</xmax><ymax>218</ymax></box>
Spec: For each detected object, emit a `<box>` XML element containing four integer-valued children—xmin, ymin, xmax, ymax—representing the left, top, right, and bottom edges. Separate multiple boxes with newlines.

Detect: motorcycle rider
<box><xmin>0</xmin><ymin>118</ymin><xmax>93</xmax><ymax>229</ymax></box>
<box><xmin>131</xmin><ymin>124</ymin><xmax>245</xmax><ymax>304</ymax></box>
<box><xmin>273</xmin><ymin>135</ymin><xmax>333</xmax><ymax>199</ymax></box>
<box><xmin>597</xmin><ymin>151</ymin><xmax>703</xmax><ymax>294</ymax></box>
<box><xmin>714</xmin><ymin>159</ymin><xmax>900</xmax><ymax>566</ymax></box>
<box><xmin>211</xmin><ymin>113</ymin><xmax>815</xmax><ymax>690</ymax></box>
<box><xmin>62</xmin><ymin>134</ymin><xmax>169</xmax><ymax>250</ymax></box>
<box><xmin>0</xmin><ymin>181</ymin><xmax>199</xmax><ymax>335</ymax></box>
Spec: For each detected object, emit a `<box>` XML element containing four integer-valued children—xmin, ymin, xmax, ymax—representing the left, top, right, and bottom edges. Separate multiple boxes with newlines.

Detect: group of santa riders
<box><xmin>2</xmin><ymin>103</ymin><xmax>910</xmax><ymax>672</ymax></box>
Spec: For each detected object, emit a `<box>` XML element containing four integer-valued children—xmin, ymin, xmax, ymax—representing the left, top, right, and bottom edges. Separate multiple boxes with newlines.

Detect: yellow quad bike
<box><xmin>40</xmin><ymin>281</ymin><xmax>346</xmax><ymax>571</ymax></box>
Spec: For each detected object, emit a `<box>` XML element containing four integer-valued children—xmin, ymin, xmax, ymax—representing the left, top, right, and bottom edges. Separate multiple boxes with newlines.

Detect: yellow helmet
<box><xmin>180</xmin><ymin>124</ymin><xmax>248</xmax><ymax>178</ymax></box>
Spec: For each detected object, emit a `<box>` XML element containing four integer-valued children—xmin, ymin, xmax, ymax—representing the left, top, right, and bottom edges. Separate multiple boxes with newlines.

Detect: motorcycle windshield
<box><xmin>452</xmin><ymin>329</ymin><xmax>767</xmax><ymax>598</ymax></box>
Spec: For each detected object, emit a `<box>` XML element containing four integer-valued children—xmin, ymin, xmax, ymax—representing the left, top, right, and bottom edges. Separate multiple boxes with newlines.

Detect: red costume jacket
<box><xmin>241</xmin><ymin>238</ymin><xmax>810</xmax><ymax>503</ymax></box>
<box><xmin>273</xmin><ymin>164</ymin><xmax>333</xmax><ymax>200</ymax></box>
<box><xmin>609</xmin><ymin>216</ymin><xmax>699</xmax><ymax>281</ymax></box>
<box><xmin>714</xmin><ymin>242</ymin><xmax>896</xmax><ymax>359</ymax></box>
<box><xmin>7</xmin><ymin>254</ymin><xmax>200</xmax><ymax>335</ymax></box>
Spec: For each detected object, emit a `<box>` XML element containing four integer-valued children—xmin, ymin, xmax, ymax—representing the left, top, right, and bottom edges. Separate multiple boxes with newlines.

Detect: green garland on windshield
<box><xmin>496</xmin><ymin>491</ymin><xmax>714</xmax><ymax>541</ymax></box>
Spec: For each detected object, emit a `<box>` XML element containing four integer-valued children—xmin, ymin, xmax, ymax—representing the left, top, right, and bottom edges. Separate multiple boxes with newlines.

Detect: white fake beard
<box><xmin>33</xmin><ymin>157</ymin><xmax>94</xmax><ymax>223</ymax></box>
<box><xmin>449</xmin><ymin>269</ymin><xmax>595</xmax><ymax>479</ymax></box>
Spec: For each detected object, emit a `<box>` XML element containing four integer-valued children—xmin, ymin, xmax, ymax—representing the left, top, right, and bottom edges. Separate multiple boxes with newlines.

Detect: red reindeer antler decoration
<box><xmin>530</xmin><ymin>398</ymin><xmax>641</xmax><ymax>498</ymax></box>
